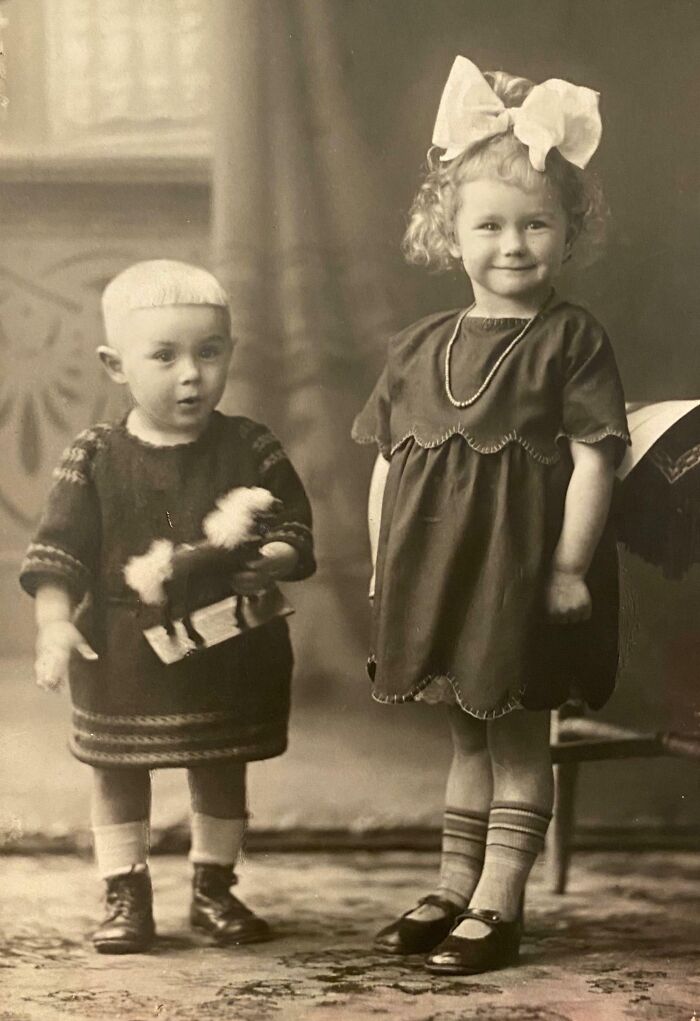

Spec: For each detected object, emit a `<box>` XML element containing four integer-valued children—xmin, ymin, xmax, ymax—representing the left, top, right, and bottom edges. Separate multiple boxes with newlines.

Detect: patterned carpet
<box><xmin>2</xmin><ymin>850</ymin><xmax>699</xmax><ymax>1021</ymax></box>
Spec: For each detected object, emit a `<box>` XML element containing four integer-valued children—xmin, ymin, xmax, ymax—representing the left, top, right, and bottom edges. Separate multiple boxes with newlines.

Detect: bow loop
<box><xmin>432</xmin><ymin>57</ymin><xmax>510</xmax><ymax>159</ymax></box>
<box><xmin>431</xmin><ymin>56</ymin><xmax>602</xmax><ymax>171</ymax></box>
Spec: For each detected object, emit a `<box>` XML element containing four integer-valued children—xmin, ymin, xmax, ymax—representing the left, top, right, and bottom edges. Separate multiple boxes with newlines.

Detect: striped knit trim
<box><xmin>21</xmin><ymin>544</ymin><xmax>91</xmax><ymax>588</ymax></box>
<box><xmin>71</xmin><ymin>710</ymin><xmax>288</xmax><ymax>767</ymax></box>
<box><xmin>73</xmin><ymin>722</ymin><xmax>281</xmax><ymax>746</ymax></box>
<box><xmin>486</xmin><ymin>802</ymin><xmax>552</xmax><ymax>858</ymax></box>
<box><xmin>264</xmin><ymin>524</ymin><xmax>313</xmax><ymax>546</ymax></box>
<box><xmin>53</xmin><ymin>424</ymin><xmax>111</xmax><ymax>484</ymax></box>
<box><xmin>52</xmin><ymin>467</ymin><xmax>89</xmax><ymax>485</ymax></box>
<box><xmin>70</xmin><ymin>737</ymin><xmax>287</xmax><ymax>767</ymax></box>
<box><xmin>73</xmin><ymin>707</ymin><xmax>243</xmax><ymax>727</ymax></box>
<box><xmin>75</xmin><ymin>729</ymin><xmax>266</xmax><ymax>748</ymax></box>
<box><xmin>258</xmin><ymin>449</ymin><xmax>288</xmax><ymax>475</ymax></box>
<box><xmin>251</xmin><ymin>432</ymin><xmax>280</xmax><ymax>455</ymax></box>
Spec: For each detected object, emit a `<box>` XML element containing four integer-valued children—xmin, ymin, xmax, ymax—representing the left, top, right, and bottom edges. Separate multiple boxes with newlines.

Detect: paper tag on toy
<box><xmin>143</xmin><ymin>588</ymin><xmax>294</xmax><ymax>665</ymax></box>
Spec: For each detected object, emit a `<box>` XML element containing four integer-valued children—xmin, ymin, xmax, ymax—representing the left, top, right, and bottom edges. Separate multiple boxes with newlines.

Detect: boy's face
<box><xmin>100</xmin><ymin>305</ymin><xmax>233</xmax><ymax>440</ymax></box>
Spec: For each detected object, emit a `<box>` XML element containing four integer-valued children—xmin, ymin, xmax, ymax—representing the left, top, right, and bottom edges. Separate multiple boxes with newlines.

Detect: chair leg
<box><xmin>548</xmin><ymin>759</ymin><xmax>579</xmax><ymax>894</ymax></box>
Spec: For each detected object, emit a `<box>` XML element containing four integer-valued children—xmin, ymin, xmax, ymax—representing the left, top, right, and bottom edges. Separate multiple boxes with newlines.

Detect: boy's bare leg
<box><xmin>91</xmin><ymin>767</ymin><xmax>151</xmax><ymax>876</ymax></box>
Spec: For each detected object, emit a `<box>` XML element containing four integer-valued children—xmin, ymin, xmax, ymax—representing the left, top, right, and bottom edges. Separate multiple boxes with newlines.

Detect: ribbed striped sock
<box><xmin>437</xmin><ymin>807</ymin><xmax>489</xmax><ymax>906</ymax></box>
<box><xmin>461</xmin><ymin>801</ymin><xmax>552</xmax><ymax>924</ymax></box>
<box><xmin>486</xmin><ymin>801</ymin><xmax>552</xmax><ymax>868</ymax></box>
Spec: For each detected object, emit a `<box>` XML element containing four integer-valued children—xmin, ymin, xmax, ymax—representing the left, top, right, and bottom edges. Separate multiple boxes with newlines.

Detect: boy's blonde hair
<box><xmin>102</xmin><ymin>260</ymin><xmax>230</xmax><ymax>345</ymax></box>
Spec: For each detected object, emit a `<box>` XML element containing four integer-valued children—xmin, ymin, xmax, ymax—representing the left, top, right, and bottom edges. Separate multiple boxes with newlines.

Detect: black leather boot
<box><xmin>190</xmin><ymin>864</ymin><xmax>271</xmax><ymax>945</ymax></box>
<box><xmin>92</xmin><ymin>868</ymin><xmax>156</xmax><ymax>954</ymax></box>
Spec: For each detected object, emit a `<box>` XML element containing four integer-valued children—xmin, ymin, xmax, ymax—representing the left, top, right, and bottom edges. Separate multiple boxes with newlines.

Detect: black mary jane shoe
<box><xmin>190</xmin><ymin>864</ymin><xmax>272</xmax><ymax>946</ymax></box>
<box><xmin>425</xmin><ymin>907</ymin><xmax>522</xmax><ymax>975</ymax></box>
<box><xmin>373</xmin><ymin>894</ymin><xmax>463</xmax><ymax>956</ymax></box>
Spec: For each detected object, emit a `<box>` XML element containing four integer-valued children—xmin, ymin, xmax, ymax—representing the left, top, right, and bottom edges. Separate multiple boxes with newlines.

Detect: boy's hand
<box><xmin>35</xmin><ymin>621</ymin><xmax>97</xmax><ymax>692</ymax></box>
<box><xmin>230</xmin><ymin>542</ymin><xmax>299</xmax><ymax>594</ymax></box>
<box><xmin>545</xmin><ymin>570</ymin><xmax>592</xmax><ymax>624</ymax></box>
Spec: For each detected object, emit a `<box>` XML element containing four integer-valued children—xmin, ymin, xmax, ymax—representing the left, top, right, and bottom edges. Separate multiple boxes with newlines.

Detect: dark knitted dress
<box><xmin>352</xmin><ymin>297</ymin><xmax>630</xmax><ymax>718</ymax></box>
<box><xmin>20</xmin><ymin>412</ymin><xmax>315</xmax><ymax>767</ymax></box>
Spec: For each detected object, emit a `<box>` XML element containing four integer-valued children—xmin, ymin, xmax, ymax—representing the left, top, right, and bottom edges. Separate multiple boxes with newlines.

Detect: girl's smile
<box><xmin>450</xmin><ymin>177</ymin><xmax>570</xmax><ymax>317</ymax></box>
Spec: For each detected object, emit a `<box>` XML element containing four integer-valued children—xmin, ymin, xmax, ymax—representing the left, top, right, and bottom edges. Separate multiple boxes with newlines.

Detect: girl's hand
<box><xmin>35</xmin><ymin>621</ymin><xmax>97</xmax><ymax>692</ymax></box>
<box><xmin>230</xmin><ymin>542</ymin><xmax>299</xmax><ymax>593</ymax></box>
<box><xmin>545</xmin><ymin>570</ymin><xmax>592</xmax><ymax>624</ymax></box>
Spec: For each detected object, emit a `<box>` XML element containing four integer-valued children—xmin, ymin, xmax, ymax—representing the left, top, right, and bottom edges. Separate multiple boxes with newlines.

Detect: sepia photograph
<box><xmin>1</xmin><ymin>2</ymin><xmax>698</xmax><ymax>1019</ymax></box>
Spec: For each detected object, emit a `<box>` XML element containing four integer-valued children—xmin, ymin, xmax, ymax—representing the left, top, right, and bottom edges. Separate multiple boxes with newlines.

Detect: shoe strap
<box><xmin>454</xmin><ymin>907</ymin><xmax>503</xmax><ymax>929</ymax></box>
<box><xmin>412</xmin><ymin>894</ymin><xmax>460</xmax><ymax>915</ymax></box>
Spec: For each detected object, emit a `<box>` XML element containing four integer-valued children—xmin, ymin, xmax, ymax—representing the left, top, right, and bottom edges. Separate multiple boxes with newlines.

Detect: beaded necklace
<box><xmin>444</xmin><ymin>291</ymin><xmax>553</xmax><ymax>408</ymax></box>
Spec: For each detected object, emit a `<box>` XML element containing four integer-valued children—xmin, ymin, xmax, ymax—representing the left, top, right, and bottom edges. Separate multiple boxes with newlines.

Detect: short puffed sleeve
<box><xmin>19</xmin><ymin>426</ymin><xmax>107</xmax><ymax>600</ymax></box>
<box><xmin>561</xmin><ymin>318</ymin><xmax>630</xmax><ymax>466</ymax></box>
<box><xmin>351</xmin><ymin>365</ymin><xmax>392</xmax><ymax>460</ymax></box>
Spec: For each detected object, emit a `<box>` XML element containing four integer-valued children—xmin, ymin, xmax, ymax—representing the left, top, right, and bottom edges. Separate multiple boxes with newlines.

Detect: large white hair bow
<box><xmin>432</xmin><ymin>56</ymin><xmax>602</xmax><ymax>171</ymax></box>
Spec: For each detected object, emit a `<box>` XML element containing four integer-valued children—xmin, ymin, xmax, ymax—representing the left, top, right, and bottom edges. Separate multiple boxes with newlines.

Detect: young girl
<box><xmin>352</xmin><ymin>57</ymin><xmax>629</xmax><ymax>975</ymax></box>
<box><xmin>20</xmin><ymin>260</ymin><xmax>315</xmax><ymax>954</ymax></box>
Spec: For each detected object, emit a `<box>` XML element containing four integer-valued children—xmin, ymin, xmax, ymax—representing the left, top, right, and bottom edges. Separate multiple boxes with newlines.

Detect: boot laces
<box><xmin>105</xmin><ymin>874</ymin><xmax>145</xmax><ymax>920</ymax></box>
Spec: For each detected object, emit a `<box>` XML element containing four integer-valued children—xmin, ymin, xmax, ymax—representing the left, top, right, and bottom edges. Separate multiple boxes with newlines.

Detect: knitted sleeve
<box><xmin>19</xmin><ymin>426</ymin><xmax>107</xmax><ymax>601</ymax></box>
<box><xmin>241</xmin><ymin>420</ymin><xmax>316</xmax><ymax>581</ymax></box>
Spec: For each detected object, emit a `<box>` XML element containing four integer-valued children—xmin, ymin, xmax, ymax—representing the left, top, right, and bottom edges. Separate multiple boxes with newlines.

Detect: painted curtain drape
<box><xmin>210</xmin><ymin>0</ymin><xmax>394</xmax><ymax>699</ymax></box>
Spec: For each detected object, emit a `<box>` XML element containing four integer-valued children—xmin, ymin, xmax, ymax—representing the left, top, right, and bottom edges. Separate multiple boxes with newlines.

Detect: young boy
<box><xmin>20</xmin><ymin>260</ymin><xmax>315</xmax><ymax>953</ymax></box>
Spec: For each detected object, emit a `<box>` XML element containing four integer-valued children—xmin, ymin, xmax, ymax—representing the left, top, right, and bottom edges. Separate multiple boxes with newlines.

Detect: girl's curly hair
<box><xmin>403</xmin><ymin>71</ymin><xmax>607</xmax><ymax>271</ymax></box>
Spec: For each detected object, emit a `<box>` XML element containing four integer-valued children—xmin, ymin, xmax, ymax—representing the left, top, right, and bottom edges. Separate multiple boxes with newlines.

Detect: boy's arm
<box><xmin>231</xmin><ymin>422</ymin><xmax>315</xmax><ymax>591</ymax></box>
<box><xmin>19</xmin><ymin>428</ymin><xmax>104</xmax><ymax>687</ymax></box>
<box><xmin>546</xmin><ymin>438</ymin><xmax>616</xmax><ymax>622</ymax></box>
<box><xmin>34</xmin><ymin>582</ymin><xmax>97</xmax><ymax>691</ymax></box>
<box><xmin>368</xmin><ymin>454</ymin><xmax>389</xmax><ymax>598</ymax></box>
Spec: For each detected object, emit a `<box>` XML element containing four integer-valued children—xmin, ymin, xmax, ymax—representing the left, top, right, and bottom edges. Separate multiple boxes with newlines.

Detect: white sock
<box><xmin>189</xmin><ymin>813</ymin><xmax>246</xmax><ymax>867</ymax></box>
<box><xmin>92</xmin><ymin>820</ymin><xmax>149</xmax><ymax>879</ymax></box>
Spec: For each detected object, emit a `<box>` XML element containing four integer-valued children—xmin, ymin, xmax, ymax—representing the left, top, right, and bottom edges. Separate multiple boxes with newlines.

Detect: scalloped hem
<box><xmin>354</xmin><ymin>426</ymin><xmax>561</xmax><ymax>465</ymax></box>
<box><xmin>353</xmin><ymin>424</ymin><xmax>631</xmax><ymax>465</ymax></box>
<box><xmin>557</xmin><ymin>428</ymin><xmax>632</xmax><ymax>465</ymax></box>
<box><xmin>350</xmin><ymin>426</ymin><xmax>391</xmax><ymax>459</ymax></box>
<box><xmin>368</xmin><ymin>661</ymin><xmax>525</xmax><ymax>720</ymax></box>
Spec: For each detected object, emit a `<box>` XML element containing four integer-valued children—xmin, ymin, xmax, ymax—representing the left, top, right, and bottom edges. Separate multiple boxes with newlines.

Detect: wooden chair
<box><xmin>546</xmin><ymin>400</ymin><xmax>700</xmax><ymax>893</ymax></box>
<box><xmin>548</xmin><ymin>702</ymin><xmax>700</xmax><ymax>893</ymax></box>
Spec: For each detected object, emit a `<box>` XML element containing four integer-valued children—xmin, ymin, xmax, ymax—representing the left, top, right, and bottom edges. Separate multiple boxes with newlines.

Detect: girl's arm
<box><xmin>368</xmin><ymin>454</ymin><xmax>390</xmax><ymax>597</ymax></box>
<box><xmin>34</xmin><ymin>582</ymin><xmax>97</xmax><ymax>691</ymax></box>
<box><xmin>546</xmin><ymin>438</ymin><xmax>617</xmax><ymax>622</ymax></box>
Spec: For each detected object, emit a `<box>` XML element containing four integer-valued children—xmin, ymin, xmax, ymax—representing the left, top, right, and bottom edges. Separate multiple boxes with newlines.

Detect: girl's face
<box><xmin>450</xmin><ymin>175</ymin><xmax>570</xmax><ymax>316</ymax></box>
<box><xmin>101</xmin><ymin>305</ymin><xmax>232</xmax><ymax>443</ymax></box>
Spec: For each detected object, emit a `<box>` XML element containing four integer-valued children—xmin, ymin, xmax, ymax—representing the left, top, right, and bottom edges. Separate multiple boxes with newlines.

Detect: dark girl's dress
<box><xmin>352</xmin><ymin>298</ymin><xmax>630</xmax><ymax>718</ymax></box>
<box><xmin>20</xmin><ymin>411</ymin><xmax>315</xmax><ymax>767</ymax></box>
